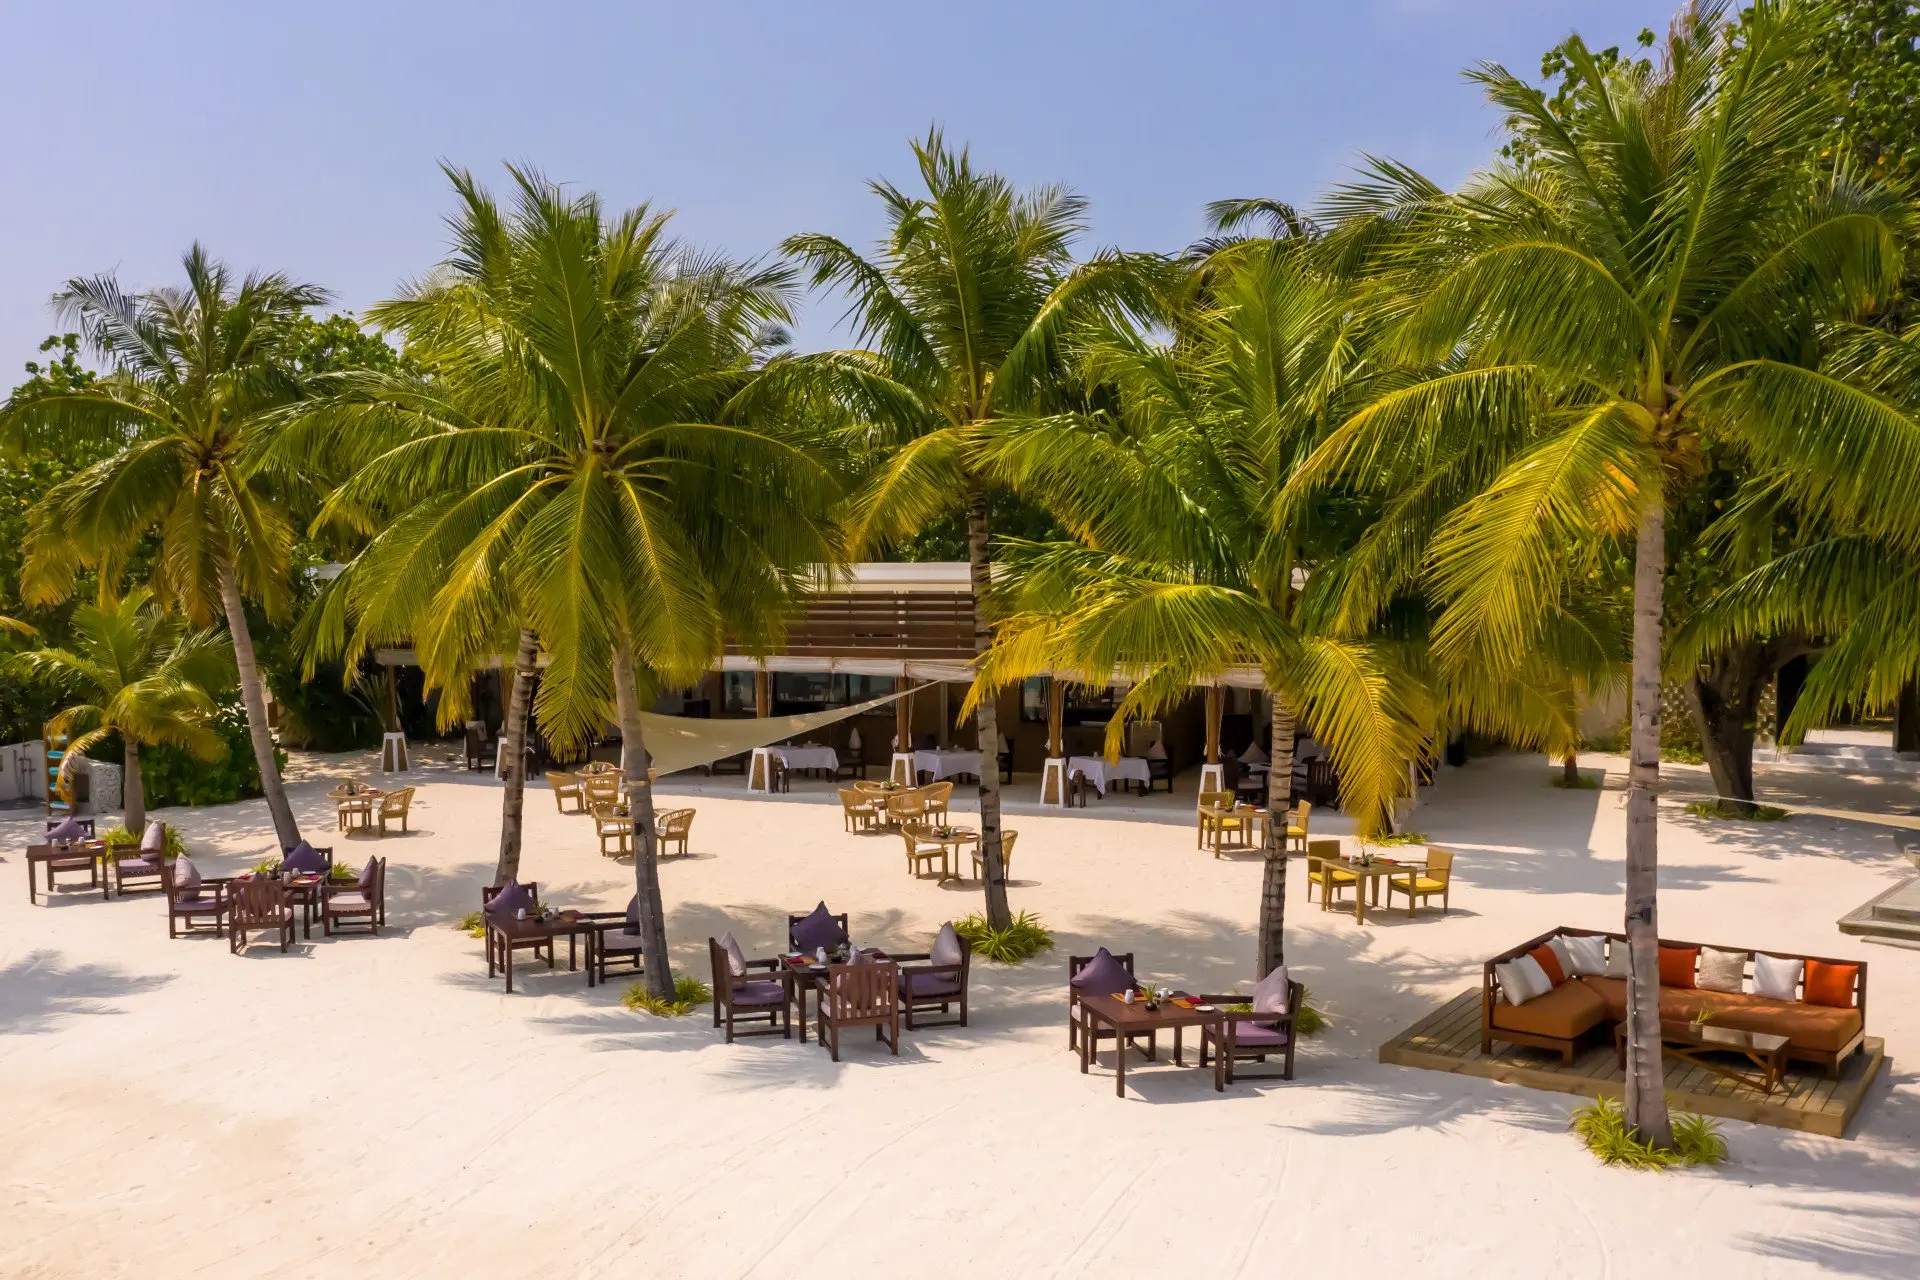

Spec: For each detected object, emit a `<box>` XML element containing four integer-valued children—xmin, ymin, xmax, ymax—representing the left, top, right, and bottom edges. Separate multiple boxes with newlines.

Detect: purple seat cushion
<box><xmin>140</xmin><ymin>821</ymin><xmax>167</xmax><ymax>853</ymax></box>
<box><xmin>732</xmin><ymin>981</ymin><xmax>786</xmax><ymax>1007</ymax></box>
<box><xmin>1070</xmin><ymin>947</ymin><xmax>1133</xmax><ymax>997</ymax></box>
<box><xmin>47</xmin><ymin>817</ymin><xmax>86</xmax><ymax>842</ymax></box>
<box><xmin>488</xmin><ymin>879</ymin><xmax>532</xmax><ymax>917</ymax></box>
<box><xmin>282</xmin><ymin>841</ymin><xmax>328</xmax><ymax>875</ymax></box>
<box><xmin>903</xmin><ymin>971</ymin><xmax>963</xmax><ymax>999</ymax></box>
<box><xmin>119</xmin><ymin>857</ymin><xmax>161</xmax><ymax>874</ymax></box>
<box><xmin>790</xmin><ymin>902</ymin><xmax>847</xmax><ymax>953</ymax></box>
<box><xmin>1232</xmin><ymin>1021</ymin><xmax>1290</xmax><ymax>1047</ymax></box>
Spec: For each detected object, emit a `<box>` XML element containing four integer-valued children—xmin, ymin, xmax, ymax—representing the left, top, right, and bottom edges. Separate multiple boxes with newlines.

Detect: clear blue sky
<box><xmin>0</xmin><ymin>0</ymin><xmax>1679</xmax><ymax>367</ymax></box>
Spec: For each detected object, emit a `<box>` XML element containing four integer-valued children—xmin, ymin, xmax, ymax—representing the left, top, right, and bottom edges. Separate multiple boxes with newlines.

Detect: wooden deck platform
<box><xmin>1379</xmin><ymin>990</ymin><xmax>1887</xmax><ymax>1138</ymax></box>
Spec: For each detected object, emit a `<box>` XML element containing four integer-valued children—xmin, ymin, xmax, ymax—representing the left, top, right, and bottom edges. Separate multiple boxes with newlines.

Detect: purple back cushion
<box><xmin>358</xmin><ymin>857</ymin><xmax>379</xmax><ymax>892</ymax></box>
<box><xmin>282</xmin><ymin>841</ymin><xmax>327</xmax><ymax>875</ymax></box>
<box><xmin>141</xmin><ymin>821</ymin><xmax>167</xmax><ymax>853</ymax></box>
<box><xmin>625</xmin><ymin>895</ymin><xmax>640</xmax><ymax>930</ymax></box>
<box><xmin>47</xmin><ymin>817</ymin><xmax>85</xmax><ymax>842</ymax></box>
<box><xmin>790</xmin><ymin>902</ymin><xmax>847</xmax><ymax>952</ymax></box>
<box><xmin>488</xmin><ymin>879</ymin><xmax>532</xmax><ymax>916</ymax></box>
<box><xmin>931</xmin><ymin>922</ymin><xmax>963</xmax><ymax>968</ymax></box>
<box><xmin>175</xmin><ymin>855</ymin><xmax>203</xmax><ymax>898</ymax></box>
<box><xmin>1070</xmin><ymin>948</ymin><xmax>1133</xmax><ymax>996</ymax></box>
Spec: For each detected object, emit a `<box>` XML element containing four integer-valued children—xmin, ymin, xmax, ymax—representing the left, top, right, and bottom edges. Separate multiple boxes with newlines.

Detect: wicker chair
<box><xmin>922</xmin><ymin>781</ymin><xmax>954</xmax><ymax>823</ymax></box>
<box><xmin>546</xmin><ymin>771</ymin><xmax>584</xmax><ymax>813</ymax></box>
<box><xmin>708</xmin><ymin>937</ymin><xmax>791</xmax><ymax>1042</ymax></box>
<box><xmin>376</xmin><ymin>787</ymin><xmax>415</xmax><ymax>836</ymax></box>
<box><xmin>323</xmin><ymin>857</ymin><xmax>385</xmax><ymax>935</ymax></box>
<box><xmin>581</xmin><ymin>773</ymin><xmax>622</xmax><ymax>810</ymax></box>
<box><xmin>228</xmin><ymin>877</ymin><xmax>296</xmax><ymax>954</ymax></box>
<box><xmin>900</xmin><ymin>823</ymin><xmax>949</xmax><ymax>879</ymax></box>
<box><xmin>1385</xmin><ymin>846</ymin><xmax>1454</xmax><ymax>916</ymax></box>
<box><xmin>1305</xmin><ymin>838</ymin><xmax>1356</xmax><ymax>910</ymax></box>
<box><xmin>815</xmin><ymin>959</ymin><xmax>900</xmax><ymax>1061</ymax></box>
<box><xmin>885</xmin><ymin>789</ymin><xmax>930</xmax><ymax>827</ymax></box>
<box><xmin>657</xmin><ymin>807</ymin><xmax>695</xmax><ymax>857</ymax></box>
<box><xmin>591</xmin><ymin>803</ymin><xmax>632</xmax><ymax>857</ymax></box>
<box><xmin>839</xmin><ymin>787</ymin><xmax>881</xmax><ymax>833</ymax></box>
<box><xmin>972</xmin><ymin>829</ymin><xmax>1018</xmax><ymax>881</ymax></box>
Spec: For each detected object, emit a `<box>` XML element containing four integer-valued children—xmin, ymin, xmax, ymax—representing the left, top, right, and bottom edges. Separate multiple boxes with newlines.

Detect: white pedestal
<box><xmin>747</xmin><ymin>747</ymin><xmax>775</xmax><ymax>793</ymax></box>
<box><xmin>1039</xmin><ymin>757</ymin><xmax>1067</xmax><ymax>808</ymax></box>
<box><xmin>380</xmin><ymin>733</ymin><xmax>409</xmax><ymax>773</ymax></box>
<box><xmin>1198</xmin><ymin>762</ymin><xmax>1224</xmax><ymax>809</ymax></box>
<box><xmin>890</xmin><ymin>752</ymin><xmax>915</xmax><ymax>787</ymax></box>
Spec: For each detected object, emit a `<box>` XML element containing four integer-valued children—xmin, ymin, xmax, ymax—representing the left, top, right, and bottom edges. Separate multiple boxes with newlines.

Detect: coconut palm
<box><xmin>1298</xmin><ymin>1</ymin><xmax>1917</xmax><ymax>1145</ymax></box>
<box><xmin>290</xmin><ymin>165</ymin><xmax>840</xmax><ymax>998</ymax></box>
<box><xmin>782</xmin><ymin>130</ymin><xmax>1162</xmax><ymax>929</ymax></box>
<box><xmin>8</xmin><ymin>590</ymin><xmax>231</xmax><ymax>830</ymax></box>
<box><xmin>972</xmin><ymin>239</ymin><xmax>1436</xmax><ymax>976</ymax></box>
<box><xmin>0</xmin><ymin>246</ymin><xmax>325</xmax><ymax>849</ymax></box>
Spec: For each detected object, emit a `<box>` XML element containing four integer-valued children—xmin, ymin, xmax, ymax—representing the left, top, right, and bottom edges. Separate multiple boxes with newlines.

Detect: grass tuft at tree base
<box><xmin>458</xmin><ymin>910</ymin><xmax>485</xmax><ymax>939</ymax></box>
<box><xmin>623</xmin><ymin>975</ymin><xmax>711</xmax><ymax>1016</ymax></box>
<box><xmin>101</xmin><ymin>825</ymin><xmax>188</xmax><ymax>859</ymax></box>
<box><xmin>1683</xmin><ymin>800</ymin><xmax>1789</xmax><ymax>822</ymax></box>
<box><xmin>954</xmin><ymin>910</ymin><xmax>1054</xmax><ymax>964</ymax></box>
<box><xmin>1371</xmin><ymin>831</ymin><xmax>1427</xmax><ymax>847</ymax></box>
<box><xmin>1549</xmin><ymin>771</ymin><xmax>1602</xmax><ymax>789</ymax></box>
<box><xmin>1571</xmin><ymin>1097</ymin><xmax>1728</xmax><ymax>1169</ymax></box>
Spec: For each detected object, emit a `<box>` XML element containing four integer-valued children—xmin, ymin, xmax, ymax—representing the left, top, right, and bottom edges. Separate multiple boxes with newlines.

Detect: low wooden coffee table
<box><xmin>1615</xmin><ymin>1020</ymin><xmax>1791</xmax><ymax>1095</ymax></box>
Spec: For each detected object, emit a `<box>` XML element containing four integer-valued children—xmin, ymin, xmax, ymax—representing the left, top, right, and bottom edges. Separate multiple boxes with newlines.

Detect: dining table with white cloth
<box><xmin>772</xmin><ymin>745</ymin><xmax>840</xmax><ymax>774</ymax></box>
<box><xmin>911</xmin><ymin>748</ymin><xmax>983</xmax><ymax>781</ymax></box>
<box><xmin>1065</xmin><ymin>755</ymin><xmax>1153</xmax><ymax>795</ymax></box>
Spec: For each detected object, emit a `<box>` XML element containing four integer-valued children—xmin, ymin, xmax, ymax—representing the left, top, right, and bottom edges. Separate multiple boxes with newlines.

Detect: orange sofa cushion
<box><xmin>1803</xmin><ymin>961</ymin><xmax>1860</xmax><ymax>1009</ymax></box>
<box><xmin>1490</xmin><ymin>979</ymin><xmax>1608</xmax><ymax>1041</ymax></box>
<box><xmin>1658</xmin><ymin>987</ymin><xmax>1862</xmax><ymax>1054</ymax></box>
<box><xmin>1658</xmin><ymin>946</ymin><xmax>1699</xmax><ymax>989</ymax></box>
<box><xmin>1528</xmin><ymin>944</ymin><xmax>1566</xmax><ymax>987</ymax></box>
<box><xmin>1579</xmin><ymin>975</ymin><xmax>1628</xmax><ymax>1020</ymax></box>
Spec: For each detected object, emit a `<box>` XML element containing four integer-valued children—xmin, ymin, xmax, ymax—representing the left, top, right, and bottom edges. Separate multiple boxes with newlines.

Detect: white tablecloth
<box><xmin>912</xmin><ymin>749</ymin><xmax>982</xmax><ymax>781</ymax></box>
<box><xmin>773</xmin><ymin>745</ymin><xmax>840</xmax><ymax>773</ymax></box>
<box><xmin>1066</xmin><ymin>755</ymin><xmax>1152</xmax><ymax>795</ymax></box>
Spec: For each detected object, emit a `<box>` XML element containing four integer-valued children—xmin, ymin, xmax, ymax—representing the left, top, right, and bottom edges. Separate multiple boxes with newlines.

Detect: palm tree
<box><xmin>782</xmin><ymin>130</ymin><xmax>1161</xmax><ymax>929</ymax></box>
<box><xmin>1300</xmin><ymin>1</ymin><xmax>1917</xmax><ymax>1146</ymax></box>
<box><xmin>8</xmin><ymin>590</ymin><xmax>231</xmax><ymax>830</ymax></box>
<box><xmin>292</xmin><ymin>165</ymin><xmax>840</xmax><ymax>999</ymax></box>
<box><xmin>972</xmin><ymin>239</ymin><xmax>1434</xmax><ymax>975</ymax></box>
<box><xmin>0</xmin><ymin>246</ymin><xmax>326</xmax><ymax>849</ymax></box>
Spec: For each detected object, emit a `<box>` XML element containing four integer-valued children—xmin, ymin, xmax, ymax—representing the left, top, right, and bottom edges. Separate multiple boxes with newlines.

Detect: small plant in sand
<box><xmin>458</xmin><ymin>910</ymin><xmax>486</xmax><ymax>939</ymax></box>
<box><xmin>623</xmin><ymin>975</ymin><xmax>711</xmax><ymax>1016</ymax></box>
<box><xmin>101</xmin><ymin>825</ymin><xmax>187</xmax><ymax>859</ymax></box>
<box><xmin>954</xmin><ymin>910</ymin><xmax>1054</xmax><ymax>964</ymax></box>
<box><xmin>1571</xmin><ymin>1097</ymin><xmax>1727</xmax><ymax>1169</ymax></box>
<box><xmin>1683</xmin><ymin>800</ymin><xmax>1788</xmax><ymax>822</ymax></box>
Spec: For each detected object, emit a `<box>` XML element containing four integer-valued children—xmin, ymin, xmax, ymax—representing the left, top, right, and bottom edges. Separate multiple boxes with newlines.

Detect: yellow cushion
<box><xmin>1399</xmin><ymin>877</ymin><xmax>1444</xmax><ymax>893</ymax></box>
<box><xmin>1309</xmin><ymin>867</ymin><xmax>1356</xmax><ymax>883</ymax></box>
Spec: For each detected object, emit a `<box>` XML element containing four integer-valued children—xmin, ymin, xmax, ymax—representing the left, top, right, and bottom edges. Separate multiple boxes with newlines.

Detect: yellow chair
<box><xmin>1286</xmin><ymin>800</ymin><xmax>1313</xmax><ymax>852</ymax></box>
<box><xmin>922</xmin><ymin>781</ymin><xmax>954</xmax><ymax>824</ymax></box>
<box><xmin>972</xmin><ymin>829</ymin><xmax>1018</xmax><ymax>881</ymax></box>
<box><xmin>657</xmin><ymin>807</ymin><xmax>695</xmax><ymax>858</ymax></box>
<box><xmin>591</xmin><ymin>802</ymin><xmax>632</xmax><ymax>857</ymax></box>
<box><xmin>547</xmin><ymin>771</ymin><xmax>584</xmax><ymax>814</ymax></box>
<box><xmin>1304</xmin><ymin>838</ymin><xmax>1355</xmax><ymax>911</ymax></box>
<box><xmin>900</xmin><ymin>823</ymin><xmax>949</xmax><ymax>879</ymax></box>
<box><xmin>1196</xmin><ymin>790</ymin><xmax>1234</xmax><ymax>850</ymax></box>
<box><xmin>581</xmin><ymin>773</ymin><xmax>622</xmax><ymax>810</ymax></box>
<box><xmin>838</xmin><ymin>787</ymin><xmax>880</xmax><ymax>833</ymax></box>
<box><xmin>1386</xmin><ymin>846</ymin><xmax>1454</xmax><ymax>916</ymax></box>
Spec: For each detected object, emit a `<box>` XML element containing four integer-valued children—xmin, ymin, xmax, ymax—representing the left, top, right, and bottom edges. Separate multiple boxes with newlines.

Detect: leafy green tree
<box><xmin>292</xmin><ymin>166</ymin><xmax>840</xmax><ymax>998</ymax></box>
<box><xmin>8</xmin><ymin>589</ymin><xmax>231</xmax><ymax>829</ymax></box>
<box><xmin>0</xmin><ymin>247</ymin><xmax>327</xmax><ymax>849</ymax></box>
<box><xmin>782</xmin><ymin>130</ymin><xmax>1161</xmax><ymax>930</ymax></box>
<box><xmin>1305</xmin><ymin>0</ymin><xmax>1918</xmax><ymax>1146</ymax></box>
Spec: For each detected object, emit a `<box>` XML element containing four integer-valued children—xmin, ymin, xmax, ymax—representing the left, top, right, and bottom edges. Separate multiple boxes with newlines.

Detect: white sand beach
<box><xmin>2</xmin><ymin>752</ymin><xmax>1915</xmax><ymax>1279</ymax></box>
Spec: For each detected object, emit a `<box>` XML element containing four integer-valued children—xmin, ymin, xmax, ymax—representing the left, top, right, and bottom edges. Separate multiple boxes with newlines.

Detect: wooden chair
<box><xmin>972</xmin><ymin>829</ymin><xmax>1018</xmax><ymax>881</ymax></box>
<box><xmin>900</xmin><ymin>823</ymin><xmax>950</xmax><ymax>879</ymax></box>
<box><xmin>464</xmin><ymin>725</ymin><xmax>496</xmax><ymax>772</ymax></box>
<box><xmin>708</xmin><ymin>937</ymin><xmax>791</xmax><ymax>1042</ymax></box>
<box><xmin>1145</xmin><ymin>754</ymin><xmax>1173</xmax><ymax>793</ymax></box>
<box><xmin>657</xmin><ymin>807</ymin><xmax>695</xmax><ymax>857</ymax></box>
<box><xmin>323</xmin><ymin>857</ymin><xmax>385</xmax><ymax>935</ymax></box>
<box><xmin>1195</xmin><ymin>790</ymin><xmax>1233</xmax><ymax>850</ymax></box>
<box><xmin>161</xmin><ymin>860</ymin><xmax>229</xmax><ymax>937</ymax></box>
<box><xmin>1305</xmin><ymin>838</ymin><xmax>1355</xmax><ymax>911</ymax></box>
<box><xmin>588</xmin><ymin>911</ymin><xmax>645</xmax><ymax>983</ymax></box>
<box><xmin>110</xmin><ymin>824</ymin><xmax>169</xmax><ymax>896</ymax></box>
<box><xmin>1198</xmin><ymin>978</ymin><xmax>1304</xmax><ymax>1083</ymax></box>
<box><xmin>547</xmin><ymin>771</ymin><xmax>584</xmax><ymax>813</ymax></box>
<box><xmin>483</xmin><ymin>882</ymin><xmax>552</xmax><ymax>972</ymax></box>
<box><xmin>1303</xmin><ymin>758</ymin><xmax>1339</xmax><ymax>807</ymax></box>
<box><xmin>1067</xmin><ymin>951</ymin><xmax>1155</xmax><ymax>1060</ymax></box>
<box><xmin>1386</xmin><ymin>846</ymin><xmax>1454</xmax><ymax>916</ymax></box>
<box><xmin>839</xmin><ymin>787</ymin><xmax>880</xmax><ymax>833</ymax></box>
<box><xmin>46</xmin><ymin>816</ymin><xmax>97</xmax><ymax>838</ymax></box>
<box><xmin>228</xmin><ymin>877</ymin><xmax>296</xmax><ymax>954</ymax></box>
<box><xmin>895</xmin><ymin>934</ymin><xmax>971</xmax><ymax>1029</ymax></box>
<box><xmin>922</xmin><ymin>781</ymin><xmax>954</xmax><ymax>823</ymax></box>
<box><xmin>591</xmin><ymin>803</ymin><xmax>632</xmax><ymax>857</ymax></box>
<box><xmin>814</xmin><ymin>959</ymin><xmax>900</xmax><ymax>1060</ymax></box>
<box><xmin>1286</xmin><ymin>801</ymin><xmax>1313</xmax><ymax>853</ymax></box>
<box><xmin>376</xmin><ymin>787</ymin><xmax>415</xmax><ymax>835</ymax></box>
<box><xmin>788</xmin><ymin>908</ymin><xmax>849</xmax><ymax>954</ymax></box>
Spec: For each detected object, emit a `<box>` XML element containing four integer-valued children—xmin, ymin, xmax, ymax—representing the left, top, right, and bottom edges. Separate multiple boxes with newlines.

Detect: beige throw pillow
<box><xmin>1604</xmin><ymin>940</ymin><xmax>1631</xmax><ymax>979</ymax></box>
<box><xmin>1697</xmin><ymin>946</ymin><xmax>1749</xmax><ymax>994</ymax></box>
<box><xmin>1562</xmin><ymin>934</ymin><xmax>1607</xmax><ymax>977</ymax></box>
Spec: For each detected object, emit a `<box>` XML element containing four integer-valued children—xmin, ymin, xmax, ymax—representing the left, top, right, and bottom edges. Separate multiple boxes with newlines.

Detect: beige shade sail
<box><xmin>636</xmin><ymin>686</ymin><xmax>919</xmax><ymax>777</ymax></box>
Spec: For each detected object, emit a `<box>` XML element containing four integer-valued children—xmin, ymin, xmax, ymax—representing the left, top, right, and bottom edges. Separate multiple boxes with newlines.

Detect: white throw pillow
<box><xmin>1241</xmin><ymin>742</ymin><xmax>1268</xmax><ymax>766</ymax></box>
<box><xmin>718</xmin><ymin>931</ymin><xmax>747</xmax><ymax>978</ymax></box>
<box><xmin>1698</xmin><ymin>947</ymin><xmax>1749</xmax><ymax>995</ymax></box>
<box><xmin>1544</xmin><ymin>935</ymin><xmax>1574</xmax><ymax>980</ymax></box>
<box><xmin>1604</xmin><ymin>940</ymin><xmax>1631</xmax><ymax>979</ymax></box>
<box><xmin>1752</xmin><ymin>953</ymin><xmax>1804</xmax><ymax>1001</ymax></box>
<box><xmin>1252</xmin><ymin>965</ymin><xmax>1290</xmax><ymax>1015</ymax></box>
<box><xmin>1496</xmin><ymin>956</ymin><xmax>1552</xmax><ymax>1006</ymax></box>
<box><xmin>1562</xmin><ymin>934</ymin><xmax>1607</xmax><ymax>977</ymax></box>
<box><xmin>930</xmin><ymin>922</ymin><xmax>963</xmax><ymax>967</ymax></box>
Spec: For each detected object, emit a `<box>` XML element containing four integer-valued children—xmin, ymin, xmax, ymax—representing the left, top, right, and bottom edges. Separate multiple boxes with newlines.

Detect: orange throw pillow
<box><xmin>1527</xmin><ymin>944</ymin><xmax>1567</xmax><ymax>987</ymax></box>
<box><xmin>1658</xmin><ymin>945</ymin><xmax>1699</xmax><ymax>989</ymax></box>
<box><xmin>1803</xmin><ymin>960</ymin><xmax>1860</xmax><ymax>1008</ymax></box>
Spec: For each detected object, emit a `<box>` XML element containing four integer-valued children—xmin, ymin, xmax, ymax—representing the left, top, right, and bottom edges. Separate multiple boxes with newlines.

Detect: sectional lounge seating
<box><xmin>1482</xmin><ymin>926</ymin><xmax>1866</xmax><ymax>1078</ymax></box>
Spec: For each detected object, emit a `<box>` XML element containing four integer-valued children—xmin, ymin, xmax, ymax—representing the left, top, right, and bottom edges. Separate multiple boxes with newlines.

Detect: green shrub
<box><xmin>623</xmin><ymin>975</ymin><xmax>711</xmax><ymax>1016</ymax></box>
<box><xmin>954</xmin><ymin>910</ymin><xmax>1055</xmax><ymax>964</ymax></box>
<box><xmin>141</xmin><ymin>703</ymin><xmax>287</xmax><ymax>808</ymax></box>
<box><xmin>1571</xmin><ymin>1097</ymin><xmax>1728</xmax><ymax>1169</ymax></box>
<box><xmin>1683</xmin><ymin>800</ymin><xmax>1789</xmax><ymax>822</ymax></box>
<box><xmin>101</xmin><ymin>824</ymin><xmax>186</xmax><ymax>859</ymax></box>
<box><xmin>459</xmin><ymin>910</ymin><xmax>486</xmax><ymax>939</ymax></box>
<box><xmin>1372</xmin><ymin>830</ymin><xmax>1428</xmax><ymax>847</ymax></box>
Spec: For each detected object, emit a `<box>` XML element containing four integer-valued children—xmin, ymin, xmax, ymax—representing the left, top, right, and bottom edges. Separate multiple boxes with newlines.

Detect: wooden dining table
<box><xmin>1076</xmin><ymin>991</ymin><xmax>1225</xmax><ymax>1097</ymax></box>
<box><xmin>1332</xmin><ymin>854</ymin><xmax>1423</xmax><ymax>924</ymax></box>
<box><xmin>769</xmin><ymin>949</ymin><xmax>889</xmax><ymax>1040</ymax></box>
<box><xmin>487</xmin><ymin>912</ymin><xmax>600</xmax><ymax>993</ymax></box>
<box><xmin>25</xmin><ymin>840</ymin><xmax>110</xmax><ymax>904</ymax></box>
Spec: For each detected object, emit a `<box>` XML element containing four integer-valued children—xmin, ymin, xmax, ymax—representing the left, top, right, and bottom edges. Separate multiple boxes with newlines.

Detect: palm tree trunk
<box><xmin>1257</xmin><ymin>691</ymin><xmax>1296</xmax><ymax>978</ymax></box>
<box><xmin>1562</xmin><ymin>752</ymin><xmax>1580</xmax><ymax>785</ymax></box>
<box><xmin>1624</xmin><ymin>498</ymin><xmax>1674</xmax><ymax>1148</ymax></box>
<box><xmin>613</xmin><ymin>643</ymin><xmax>674</xmax><ymax>1000</ymax></box>
<box><xmin>965</xmin><ymin>489</ymin><xmax>1011</xmax><ymax>930</ymax></box>
<box><xmin>216</xmin><ymin>563</ymin><xmax>299</xmax><ymax>850</ymax></box>
<box><xmin>123</xmin><ymin>739</ymin><xmax>145</xmax><ymax>832</ymax></box>
<box><xmin>495</xmin><ymin>628</ymin><xmax>538</xmax><ymax>884</ymax></box>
